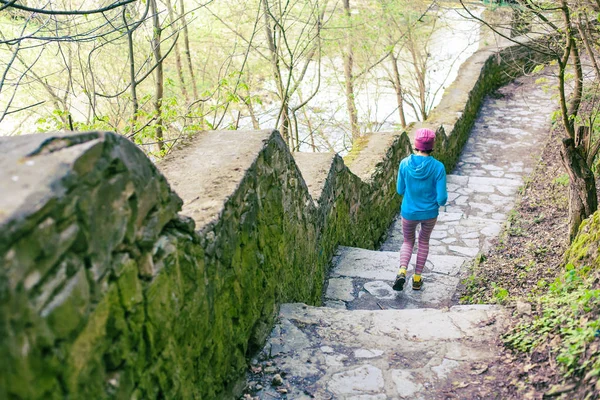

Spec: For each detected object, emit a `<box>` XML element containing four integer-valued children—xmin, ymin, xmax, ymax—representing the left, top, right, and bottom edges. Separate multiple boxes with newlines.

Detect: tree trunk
<box><xmin>150</xmin><ymin>0</ymin><xmax>164</xmax><ymax>153</ymax></box>
<box><xmin>282</xmin><ymin>100</ymin><xmax>292</xmax><ymax>148</ymax></box>
<box><xmin>281</xmin><ymin>101</ymin><xmax>292</xmax><ymax>148</ymax></box>
<box><xmin>409</xmin><ymin>34</ymin><xmax>427</xmax><ymax>121</ymax></box>
<box><xmin>165</xmin><ymin>0</ymin><xmax>189</xmax><ymax>102</ymax></box>
<box><xmin>390</xmin><ymin>54</ymin><xmax>406</xmax><ymax>128</ymax></box>
<box><xmin>127</xmin><ymin>29</ymin><xmax>139</xmax><ymax>133</ymax></box>
<box><xmin>261</xmin><ymin>0</ymin><xmax>291</xmax><ymax>145</ymax></box>
<box><xmin>240</xmin><ymin>94</ymin><xmax>260</xmax><ymax>130</ymax></box>
<box><xmin>294</xmin><ymin>119</ymin><xmax>300</xmax><ymax>152</ymax></box>
<box><xmin>577</xmin><ymin>13</ymin><xmax>600</xmax><ymax>80</ymax></box>
<box><xmin>342</xmin><ymin>0</ymin><xmax>360</xmax><ymax>143</ymax></box>
<box><xmin>301</xmin><ymin>106</ymin><xmax>317</xmax><ymax>152</ymax></box>
<box><xmin>178</xmin><ymin>0</ymin><xmax>202</xmax><ymax>129</ymax></box>
<box><xmin>560</xmin><ymin>138</ymin><xmax>598</xmax><ymax>241</ymax></box>
<box><xmin>179</xmin><ymin>0</ymin><xmax>197</xmax><ymax>100</ymax></box>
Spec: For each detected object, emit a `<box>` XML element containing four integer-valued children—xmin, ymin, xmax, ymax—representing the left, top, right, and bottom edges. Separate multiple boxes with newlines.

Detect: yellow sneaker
<box><xmin>412</xmin><ymin>275</ymin><xmax>423</xmax><ymax>290</ymax></box>
<box><xmin>393</xmin><ymin>268</ymin><xmax>407</xmax><ymax>291</ymax></box>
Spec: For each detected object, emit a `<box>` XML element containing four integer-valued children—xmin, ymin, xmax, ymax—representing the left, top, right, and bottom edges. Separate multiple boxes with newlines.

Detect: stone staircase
<box><xmin>246</xmin><ymin>73</ymin><xmax>556</xmax><ymax>399</ymax></box>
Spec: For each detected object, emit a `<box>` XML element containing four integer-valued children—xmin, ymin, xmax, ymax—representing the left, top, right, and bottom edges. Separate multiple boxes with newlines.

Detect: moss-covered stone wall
<box><xmin>0</xmin><ymin>129</ymin><xmax>411</xmax><ymax>399</ymax></box>
<box><xmin>0</xmin><ymin>37</ymin><xmax>553</xmax><ymax>399</ymax></box>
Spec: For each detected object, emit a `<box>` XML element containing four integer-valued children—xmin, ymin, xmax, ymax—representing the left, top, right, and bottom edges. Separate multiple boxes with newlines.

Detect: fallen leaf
<box><xmin>584</xmin><ymin>369</ymin><xmax>599</xmax><ymax>381</ymax></box>
<box><xmin>452</xmin><ymin>381</ymin><xmax>469</xmax><ymax>389</ymax></box>
<box><xmin>523</xmin><ymin>363</ymin><xmax>537</xmax><ymax>373</ymax></box>
<box><xmin>477</xmin><ymin>317</ymin><xmax>497</xmax><ymax>327</ymax></box>
<box><xmin>543</xmin><ymin>383</ymin><xmax>576</xmax><ymax>397</ymax></box>
<box><xmin>523</xmin><ymin>390</ymin><xmax>536</xmax><ymax>400</ymax></box>
<box><xmin>470</xmin><ymin>365</ymin><xmax>488</xmax><ymax>375</ymax></box>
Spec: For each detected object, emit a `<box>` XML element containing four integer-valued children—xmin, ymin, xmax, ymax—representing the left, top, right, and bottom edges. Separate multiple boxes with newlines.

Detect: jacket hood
<box><xmin>406</xmin><ymin>154</ymin><xmax>436</xmax><ymax>180</ymax></box>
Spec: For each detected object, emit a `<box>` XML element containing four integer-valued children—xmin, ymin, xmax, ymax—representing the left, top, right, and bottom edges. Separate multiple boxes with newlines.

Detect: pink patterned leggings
<box><xmin>399</xmin><ymin>217</ymin><xmax>438</xmax><ymax>275</ymax></box>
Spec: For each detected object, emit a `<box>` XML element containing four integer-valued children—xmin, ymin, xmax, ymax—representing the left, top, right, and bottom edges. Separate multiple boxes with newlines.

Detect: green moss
<box><xmin>145</xmin><ymin>273</ymin><xmax>176</xmax><ymax>359</ymax></box>
<box><xmin>116</xmin><ymin>259</ymin><xmax>143</xmax><ymax>311</ymax></box>
<box><xmin>343</xmin><ymin>135</ymin><xmax>371</xmax><ymax>165</ymax></box>
<box><xmin>44</xmin><ymin>268</ymin><xmax>90</xmax><ymax>340</ymax></box>
<box><xmin>565</xmin><ymin>211</ymin><xmax>600</xmax><ymax>266</ymax></box>
<box><xmin>66</xmin><ymin>284</ymin><xmax>115</xmax><ymax>396</ymax></box>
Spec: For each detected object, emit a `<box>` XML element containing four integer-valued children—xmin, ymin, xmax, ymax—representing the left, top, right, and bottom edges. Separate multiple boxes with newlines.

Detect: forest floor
<box><xmin>455</xmin><ymin>123</ymin><xmax>600</xmax><ymax>399</ymax></box>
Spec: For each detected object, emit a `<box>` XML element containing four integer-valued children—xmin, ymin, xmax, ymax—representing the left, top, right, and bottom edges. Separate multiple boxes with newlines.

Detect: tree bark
<box><xmin>281</xmin><ymin>99</ymin><xmax>292</xmax><ymax>148</ymax></box>
<box><xmin>407</xmin><ymin>28</ymin><xmax>428</xmax><ymax>121</ymax></box>
<box><xmin>179</xmin><ymin>0</ymin><xmax>197</xmax><ymax>100</ymax></box>
<box><xmin>577</xmin><ymin>12</ymin><xmax>600</xmax><ymax>81</ymax></box>
<box><xmin>165</xmin><ymin>0</ymin><xmax>189</xmax><ymax>102</ymax></box>
<box><xmin>240</xmin><ymin>94</ymin><xmax>260</xmax><ymax>130</ymax></box>
<box><xmin>342</xmin><ymin>0</ymin><xmax>360</xmax><ymax>143</ymax></box>
<box><xmin>560</xmin><ymin>138</ymin><xmax>598</xmax><ymax>241</ymax></box>
<box><xmin>126</xmin><ymin>28</ymin><xmax>139</xmax><ymax>132</ymax></box>
<box><xmin>558</xmin><ymin>0</ymin><xmax>581</xmax><ymax>137</ymax></box>
<box><xmin>262</xmin><ymin>0</ymin><xmax>290</xmax><ymax>145</ymax></box>
<box><xmin>390</xmin><ymin>53</ymin><xmax>406</xmax><ymax>128</ymax></box>
<box><xmin>150</xmin><ymin>0</ymin><xmax>164</xmax><ymax>152</ymax></box>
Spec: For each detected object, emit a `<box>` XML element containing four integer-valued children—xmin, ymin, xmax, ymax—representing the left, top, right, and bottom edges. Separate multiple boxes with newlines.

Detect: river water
<box><xmin>238</xmin><ymin>3</ymin><xmax>484</xmax><ymax>154</ymax></box>
<box><xmin>0</xmin><ymin>2</ymin><xmax>483</xmax><ymax>157</ymax></box>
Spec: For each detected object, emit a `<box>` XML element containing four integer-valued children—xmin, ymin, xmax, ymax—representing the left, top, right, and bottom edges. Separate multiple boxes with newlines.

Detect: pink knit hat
<box><xmin>414</xmin><ymin>128</ymin><xmax>436</xmax><ymax>151</ymax></box>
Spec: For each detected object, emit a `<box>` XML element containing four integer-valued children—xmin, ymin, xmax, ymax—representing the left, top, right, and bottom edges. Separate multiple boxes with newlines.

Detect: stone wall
<box><xmin>0</xmin><ymin>133</ymin><xmax>182</xmax><ymax>399</ymax></box>
<box><xmin>0</xmin><ymin>37</ymin><xmax>553</xmax><ymax>399</ymax></box>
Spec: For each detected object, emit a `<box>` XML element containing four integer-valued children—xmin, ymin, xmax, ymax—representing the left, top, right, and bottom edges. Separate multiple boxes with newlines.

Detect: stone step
<box><xmin>444</xmin><ymin>174</ymin><xmax>520</xmax><ymax>220</ymax></box>
<box><xmin>381</xmin><ymin>212</ymin><xmax>502</xmax><ymax>256</ymax></box>
<box><xmin>324</xmin><ymin>247</ymin><xmax>467</xmax><ymax>310</ymax></box>
<box><xmin>253</xmin><ymin>303</ymin><xmax>508</xmax><ymax>400</ymax></box>
<box><xmin>447</xmin><ymin>174</ymin><xmax>523</xmax><ymax>188</ymax></box>
<box><xmin>332</xmin><ymin>246</ymin><xmax>467</xmax><ymax>278</ymax></box>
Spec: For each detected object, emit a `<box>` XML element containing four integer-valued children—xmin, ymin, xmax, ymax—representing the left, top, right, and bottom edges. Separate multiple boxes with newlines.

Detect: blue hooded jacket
<box><xmin>396</xmin><ymin>154</ymin><xmax>447</xmax><ymax>220</ymax></box>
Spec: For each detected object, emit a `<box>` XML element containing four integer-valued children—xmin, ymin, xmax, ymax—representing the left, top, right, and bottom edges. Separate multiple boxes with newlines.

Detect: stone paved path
<box><xmin>247</xmin><ymin>74</ymin><xmax>555</xmax><ymax>399</ymax></box>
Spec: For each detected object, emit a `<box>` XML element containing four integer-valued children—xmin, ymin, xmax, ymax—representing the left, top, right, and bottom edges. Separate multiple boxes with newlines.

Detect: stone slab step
<box><xmin>445</xmin><ymin>174</ymin><xmax>520</xmax><ymax>220</ymax></box>
<box><xmin>332</xmin><ymin>246</ymin><xmax>467</xmax><ymax>279</ymax></box>
<box><xmin>324</xmin><ymin>247</ymin><xmax>466</xmax><ymax>310</ymax></box>
<box><xmin>253</xmin><ymin>303</ymin><xmax>508</xmax><ymax>400</ymax></box>
<box><xmin>447</xmin><ymin>174</ymin><xmax>522</xmax><ymax>188</ymax></box>
<box><xmin>325</xmin><ymin>273</ymin><xmax>460</xmax><ymax>310</ymax></box>
<box><xmin>381</xmin><ymin>213</ymin><xmax>502</xmax><ymax>256</ymax></box>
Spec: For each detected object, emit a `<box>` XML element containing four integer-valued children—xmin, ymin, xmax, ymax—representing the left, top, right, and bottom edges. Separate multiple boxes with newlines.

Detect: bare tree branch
<box><xmin>0</xmin><ymin>0</ymin><xmax>136</xmax><ymax>16</ymax></box>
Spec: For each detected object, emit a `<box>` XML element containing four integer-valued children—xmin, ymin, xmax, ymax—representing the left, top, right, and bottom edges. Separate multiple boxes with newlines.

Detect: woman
<box><xmin>394</xmin><ymin>128</ymin><xmax>447</xmax><ymax>291</ymax></box>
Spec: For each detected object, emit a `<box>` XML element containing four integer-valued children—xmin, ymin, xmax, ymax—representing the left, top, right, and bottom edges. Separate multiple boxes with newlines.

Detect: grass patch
<box><xmin>552</xmin><ymin>173</ymin><xmax>569</xmax><ymax>186</ymax></box>
<box><xmin>504</xmin><ymin>264</ymin><xmax>600</xmax><ymax>385</ymax></box>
